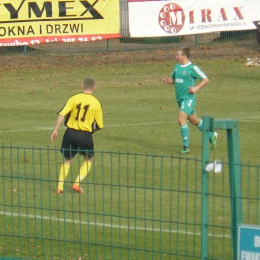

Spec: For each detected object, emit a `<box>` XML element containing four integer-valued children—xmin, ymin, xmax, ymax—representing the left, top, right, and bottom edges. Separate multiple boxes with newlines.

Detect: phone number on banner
<box><xmin>0</xmin><ymin>34</ymin><xmax>121</xmax><ymax>46</ymax></box>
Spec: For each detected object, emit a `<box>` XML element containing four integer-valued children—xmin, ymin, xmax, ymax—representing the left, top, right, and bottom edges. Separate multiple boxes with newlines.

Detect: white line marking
<box><xmin>0</xmin><ymin>122</ymin><xmax>174</xmax><ymax>133</ymax></box>
<box><xmin>0</xmin><ymin>117</ymin><xmax>260</xmax><ymax>133</ymax></box>
<box><xmin>0</xmin><ymin>211</ymin><xmax>230</xmax><ymax>239</ymax></box>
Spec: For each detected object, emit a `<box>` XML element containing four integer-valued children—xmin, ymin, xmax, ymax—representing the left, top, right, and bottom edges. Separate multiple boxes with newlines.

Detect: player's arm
<box><xmin>163</xmin><ymin>77</ymin><xmax>175</xmax><ymax>84</ymax></box>
<box><xmin>50</xmin><ymin>114</ymin><xmax>65</xmax><ymax>143</ymax></box>
<box><xmin>91</xmin><ymin>121</ymin><xmax>102</xmax><ymax>134</ymax></box>
<box><xmin>189</xmin><ymin>65</ymin><xmax>209</xmax><ymax>94</ymax></box>
<box><xmin>93</xmin><ymin>107</ymin><xmax>104</xmax><ymax>133</ymax></box>
<box><xmin>189</xmin><ymin>78</ymin><xmax>209</xmax><ymax>94</ymax></box>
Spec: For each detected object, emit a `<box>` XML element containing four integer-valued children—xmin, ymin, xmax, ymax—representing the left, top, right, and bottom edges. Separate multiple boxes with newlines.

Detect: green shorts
<box><xmin>178</xmin><ymin>98</ymin><xmax>196</xmax><ymax>116</ymax></box>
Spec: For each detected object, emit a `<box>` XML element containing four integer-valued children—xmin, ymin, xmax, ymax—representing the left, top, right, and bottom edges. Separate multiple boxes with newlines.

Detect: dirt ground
<box><xmin>0</xmin><ymin>40</ymin><xmax>259</xmax><ymax>70</ymax></box>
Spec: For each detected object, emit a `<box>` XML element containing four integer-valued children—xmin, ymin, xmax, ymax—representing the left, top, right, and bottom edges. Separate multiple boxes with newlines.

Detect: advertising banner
<box><xmin>128</xmin><ymin>0</ymin><xmax>260</xmax><ymax>37</ymax></box>
<box><xmin>238</xmin><ymin>224</ymin><xmax>260</xmax><ymax>260</ymax></box>
<box><xmin>0</xmin><ymin>0</ymin><xmax>121</xmax><ymax>46</ymax></box>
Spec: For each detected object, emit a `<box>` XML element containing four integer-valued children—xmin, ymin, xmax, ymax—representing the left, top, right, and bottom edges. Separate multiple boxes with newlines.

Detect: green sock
<box><xmin>181</xmin><ymin>124</ymin><xmax>189</xmax><ymax>147</ymax></box>
<box><xmin>197</xmin><ymin>119</ymin><xmax>214</xmax><ymax>139</ymax></box>
<box><xmin>198</xmin><ymin>119</ymin><xmax>203</xmax><ymax>131</ymax></box>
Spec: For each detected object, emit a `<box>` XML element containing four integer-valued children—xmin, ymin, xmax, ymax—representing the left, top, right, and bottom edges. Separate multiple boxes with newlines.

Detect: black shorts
<box><xmin>60</xmin><ymin>128</ymin><xmax>94</xmax><ymax>159</ymax></box>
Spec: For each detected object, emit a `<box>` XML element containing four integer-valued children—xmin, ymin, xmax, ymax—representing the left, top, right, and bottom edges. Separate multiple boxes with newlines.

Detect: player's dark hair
<box><xmin>181</xmin><ymin>47</ymin><xmax>191</xmax><ymax>59</ymax></box>
<box><xmin>83</xmin><ymin>77</ymin><xmax>95</xmax><ymax>90</ymax></box>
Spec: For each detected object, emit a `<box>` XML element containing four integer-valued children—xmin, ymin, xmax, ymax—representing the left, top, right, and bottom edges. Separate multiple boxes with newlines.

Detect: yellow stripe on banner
<box><xmin>0</xmin><ymin>0</ymin><xmax>120</xmax><ymax>42</ymax></box>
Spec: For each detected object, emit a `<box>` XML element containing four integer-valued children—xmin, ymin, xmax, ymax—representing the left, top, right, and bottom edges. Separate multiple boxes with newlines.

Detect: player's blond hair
<box><xmin>83</xmin><ymin>77</ymin><xmax>95</xmax><ymax>90</ymax></box>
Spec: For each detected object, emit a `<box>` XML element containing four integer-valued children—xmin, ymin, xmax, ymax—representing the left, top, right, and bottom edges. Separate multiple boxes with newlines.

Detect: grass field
<box><xmin>0</xmin><ymin>57</ymin><xmax>259</xmax><ymax>161</ymax></box>
<box><xmin>0</xmin><ymin>55</ymin><xmax>260</xmax><ymax>163</ymax></box>
<box><xmin>0</xmin><ymin>55</ymin><xmax>260</xmax><ymax>259</ymax></box>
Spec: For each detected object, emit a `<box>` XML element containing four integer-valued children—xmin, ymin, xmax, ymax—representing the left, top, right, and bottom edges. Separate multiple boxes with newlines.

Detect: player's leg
<box><xmin>179</xmin><ymin>99</ymin><xmax>198</xmax><ymax>154</ymax></box>
<box><xmin>188</xmin><ymin>113</ymin><xmax>200</xmax><ymax>124</ymax></box>
<box><xmin>189</xmin><ymin>114</ymin><xmax>217</xmax><ymax>146</ymax></box>
<box><xmin>178</xmin><ymin>110</ymin><xmax>190</xmax><ymax>154</ymax></box>
<box><xmin>194</xmin><ymin>118</ymin><xmax>218</xmax><ymax>149</ymax></box>
<box><xmin>73</xmin><ymin>131</ymin><xmax>94</xmax><ymax>193</ymax></box>
<box><xmin>56</xmin><ymin>128</ymin><xmax>77</xmax><ymax>194</ymax></box>
<box><xmin>73</xmin><ymin>156</ymin><xmax>93</xmax><ymax>193</ymax></box>
<box><xmin>56</xmin><ymin>158</ymin><xmax>71</xmax><ymax>194</ymax></box>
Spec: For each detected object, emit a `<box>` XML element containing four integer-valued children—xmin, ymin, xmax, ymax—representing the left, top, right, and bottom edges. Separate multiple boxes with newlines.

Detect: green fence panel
<box><xmin>0</xmin><ymin>144</ymin><xmax>260</xmax><ymax>259</ymax></box>
<box><xmin>0</xmin><ymin>32</ymin><xmax>257</xmax><ymax>55</ymax></box>
<box><xmin>201</xmin><ymin>117</ymin><xmax>243</xmax><ymax>260</ymax></box>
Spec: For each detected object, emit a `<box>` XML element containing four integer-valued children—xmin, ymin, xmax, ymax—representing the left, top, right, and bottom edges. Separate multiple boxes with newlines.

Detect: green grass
<box><xmin>0</xmin><ymin>58</ymin><xmax>259</xmax><ymax>161</ymax></box>
<box><xmin>0</xmin><ymin>56</ymin><xmax>259</xmax><ymax>259</ymax></box>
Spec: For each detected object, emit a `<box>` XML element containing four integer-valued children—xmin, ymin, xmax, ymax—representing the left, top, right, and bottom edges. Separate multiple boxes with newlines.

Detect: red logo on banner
<box><xmin>158</xmin><ymin>3</ymin><xmax>185</xmax><ymax>34</ymax></box>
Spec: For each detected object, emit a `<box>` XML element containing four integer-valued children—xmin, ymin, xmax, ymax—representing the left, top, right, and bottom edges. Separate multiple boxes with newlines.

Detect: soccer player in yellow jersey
<box><xmin>50</xmin><ymin>76</ymin><xmax>103</xmax><ymax>194</ymax></box>
<box><xmin>163</xmin><ymin>47</ymin><xmax>217</xmax><ymax>154</ymax></box>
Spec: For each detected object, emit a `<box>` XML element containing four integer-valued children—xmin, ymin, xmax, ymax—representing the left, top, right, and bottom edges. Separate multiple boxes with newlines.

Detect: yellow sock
<box><xmin>75</xmin><ymin>161</ymin><xmax>92</xmax><ymax>185</ymax></box>
<box><xmin>57</xmin><ymin>164</ymin><xmax>70</xmax><ymax>191</ymax></box>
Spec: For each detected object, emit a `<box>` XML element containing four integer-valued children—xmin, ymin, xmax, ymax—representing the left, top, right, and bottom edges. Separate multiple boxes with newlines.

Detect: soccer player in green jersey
<box><xmin>50</xmin><ymin>76</ymin><xmax>104</xmax><ymax>194</ymax></box>
<box><xmin>163</xmin><ymin>47</ymin><xmax>217</xmax><ymax>154</ymax></box>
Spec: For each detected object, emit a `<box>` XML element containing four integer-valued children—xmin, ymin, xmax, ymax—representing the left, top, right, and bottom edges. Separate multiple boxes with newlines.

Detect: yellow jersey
<box><xmin>58</xmin><ymin>92</ymin><xmax>103</xmax><ymax>132</ymax></box>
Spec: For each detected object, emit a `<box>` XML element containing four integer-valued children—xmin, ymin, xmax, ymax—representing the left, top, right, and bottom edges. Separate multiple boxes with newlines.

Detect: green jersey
<box><xmin>171</xmin><ymin>62</ymin><xmax>208</xmax><ymax>101</ymax></box>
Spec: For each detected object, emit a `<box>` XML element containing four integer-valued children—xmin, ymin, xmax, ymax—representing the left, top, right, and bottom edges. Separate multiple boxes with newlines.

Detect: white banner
<box><xmin>128</xmin><ymin>0</ymin><xmax>260</xmax><ymax>37</ymax></box>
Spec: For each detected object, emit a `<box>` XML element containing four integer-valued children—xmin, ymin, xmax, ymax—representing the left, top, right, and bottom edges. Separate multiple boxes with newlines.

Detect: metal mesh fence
<box><xmin>0</xmin><ymin>30</ymin><xmax>257</xmax><ymax>55</ymax></box>
<box><xmin>0</xmin><ymin>145</ymin><xmax>260</xmax><ymax>259</ymax></box>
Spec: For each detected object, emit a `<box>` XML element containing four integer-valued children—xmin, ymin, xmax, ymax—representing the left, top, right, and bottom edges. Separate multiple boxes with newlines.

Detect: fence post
<box><xmin>106</xmin><ymin>39</ymin><xmax>110</xmax><ymax>52</ymax></box>
<box><xmin>23</xmin><ymin>46</ymin><xmax>27</xmax><ymax>55</ymax></box>
<box><xmin>226</xmin><ymin>120</ymin><xmax>243</xmax><ymax>259</ymax></box>
<box><xmin>201</xmin><ymin>116</ymin><xmax>211</xmax><ymax>259</ymax></box>
<box><xmin>202</xmin><ymin>117</ymin><xmax>243</xmax><ymax>259</ymax></box>
<box><xmin>195</xmin><ymin>34</ymin><xmax>199</xmax><ymax>46</ymax></box>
